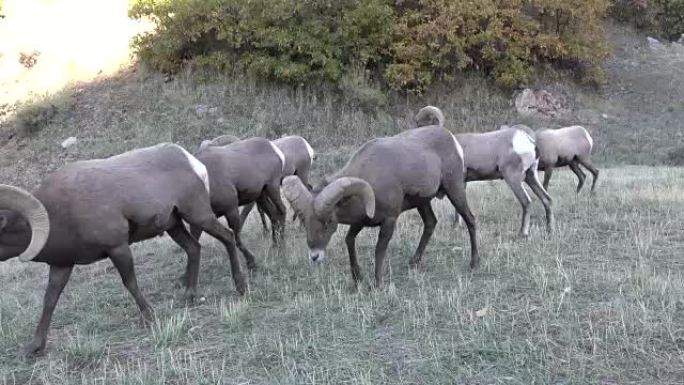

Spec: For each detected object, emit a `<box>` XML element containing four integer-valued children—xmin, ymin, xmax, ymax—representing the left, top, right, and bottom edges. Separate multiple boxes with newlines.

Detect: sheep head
<box><xmin>0</xmin><ymin>185</ymin><xmax>50</xmax><ymax>262</ymax></box>
<box><xmin>282</xmin><ymin>176</ymin><xmax>375</xmax><ymax>263</ymax></box>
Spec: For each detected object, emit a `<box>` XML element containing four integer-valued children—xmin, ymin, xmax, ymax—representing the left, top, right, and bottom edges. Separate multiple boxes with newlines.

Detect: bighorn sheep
<box><xmin>535</xmin><ymin>125</ymin><xmax>598</xmax><ymax>193</ymax></box>
<box><xmin>192</xmin><ymin>137</ymin><xmax>288</xmax><ymax>269</ymax></box>
<box><xmin>415</xmin><ymin>106</ymin><xmax>553</xmax><ymax>237</ymax></box>
<box><xmin>196</xmin><ymin>134</ymin><xmax>241</xmax><ymax>154</ymax></box>
<box><xmin>0</xmin><ymin>143</ymin><xmax>245</xmax><ymax>357</ymax></box>
<box><xmin>239</xmin><ymin>135</ymin><xmax>315</xmax><ymax>230</ymax></box>
<box><xmin>282</xmin><ymin>124</ymin><xmax>479</xmax><ymax>288</ymax></box>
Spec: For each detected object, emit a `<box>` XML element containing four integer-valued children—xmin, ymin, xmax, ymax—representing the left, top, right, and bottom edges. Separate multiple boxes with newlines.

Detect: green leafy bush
<box><xmin>130</xmin><ymin>0</ymin><xmax>612</xmax><ymax>92</ymax></box>
<box><xmin>611</xmin><ymin>0</ymin><xmax>684</xmax><ymax>41</ymax></box>
<box><xmin>130</xmin><ymin>0</ymin><xmax>394</xmax><ymax>84</ymax></box>
<box><xmin>389</xmin><ymin>0</ymin><xmax>611</xmax><ymax>90</ymax></box>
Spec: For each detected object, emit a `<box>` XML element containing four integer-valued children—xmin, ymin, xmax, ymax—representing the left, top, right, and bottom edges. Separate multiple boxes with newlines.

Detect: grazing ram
<box><xmin>282</xmin><ymin>124</ymin><xmax>479</xmax><ymax>288</ymax></box>
<box><xmin>191</xmin><ymin>137</ymin><xmax>287</xmax><ymax>269</ymax></box>
<box><xmin>415</xmin><ymin>106</ymin><xmax>554</xmax><ymax>237</ymax></box>
<box><xmin>0</xmin><ymin>143</ymin><xmax>245</xmax><ymax>357</ymax></box>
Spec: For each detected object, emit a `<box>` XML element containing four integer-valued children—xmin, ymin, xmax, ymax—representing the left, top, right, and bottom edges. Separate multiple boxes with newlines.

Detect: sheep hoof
<box><xmin>234</xmin><ymin>275</ymin><xmax>249</xmax><ymax>296</ymax></box>
<box><xmin>141</xmin><ymin>308</ymin><xmax>156</xmax><ymax>325</ymax></box>
<box><xmin>19</xmin><ymin>341</ymin><xmax>45</xmax><ymax>359</ymax></box>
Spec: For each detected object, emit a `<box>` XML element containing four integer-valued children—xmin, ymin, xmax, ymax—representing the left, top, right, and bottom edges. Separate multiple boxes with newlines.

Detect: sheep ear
<box><xmin>281</xmin><ymin>176</ymin><xmax>313</xmax><ymax>219</ymax></box>
<box><xmin>314</xmin><ymin>177</ymin><xmax>375</xmax><ymax>219</ymax></box>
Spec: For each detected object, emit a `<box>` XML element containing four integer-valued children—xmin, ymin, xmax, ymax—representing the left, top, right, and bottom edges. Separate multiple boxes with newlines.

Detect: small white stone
<box><xmin>61</xmin><ymin>137</ymin><xmax>77</xmax><ymax>149</ymax></box>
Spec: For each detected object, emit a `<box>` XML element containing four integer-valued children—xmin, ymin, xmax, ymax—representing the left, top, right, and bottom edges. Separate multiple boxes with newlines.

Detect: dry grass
<box><xmin>0</xmin><ymin>7</ymin><xmax>683</xmax><ymax>384</ymax></box>
<box><xmin>1</xmin><ymin>167</ymin><xmax>684</xmax><ymax>384</ymax></box>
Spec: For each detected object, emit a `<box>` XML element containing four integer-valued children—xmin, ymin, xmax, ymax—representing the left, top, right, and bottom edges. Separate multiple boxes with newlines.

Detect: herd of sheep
<box><xmin>0</xmin><ymin>106</ymin><xmax>598</xmax><ymax>358</ymax></box>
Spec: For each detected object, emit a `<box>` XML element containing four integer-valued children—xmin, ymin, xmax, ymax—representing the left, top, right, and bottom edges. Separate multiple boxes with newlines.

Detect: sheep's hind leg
<box><xmin>443</xmin><ymin>180</ymin><xmax>479</xmax><ymax>270</ymax></box>
<box><xmin>576</xmin><ymin>156</ymin><xmax>599</xmax><ymax>193</ymax></box>
<box><xmin>409</xmin><ymin>203</ymin><xmax>437</xmax><ymax>269</ymax></box>
<box><xmin>568</xmin><ymin>160</ymin><xmax>586</xmax><ymax>193</ymax></box>
<box><xmin>167</xmin><ymin>222</ymin><xmax>202</xmax><ymax>303</ymax></box>
<box><xmin>225</xmin><ymin>209</ymin><xmax>258</xmax><ymax>271</ymax></box>
<box><xmin>374</xmin><ymin>217</ymin><xmax>397</xmax><ymax>289</ymax></box>
<box><xmin>21</xmin><ymin>265</ymin><xmax>73</xmax><ymax>358</ymax></box>
<box><xmin>524</xmin><ymin>168</ymin><xmax>554</xmax><ymax>233</ymax></box>
<box><xmin>503</xmin><ymin>172</ymin><xmax>532</xmax><ymax>238</ymax></box>
<box><xmin>108</xmin><ymin>244</ymin><xmax>154</xmax><ymax>323</ymax></box>
<box><xmin>345</xmin><ymin>224</ymin><xmax>365</xmax><ymax>285</ymax></box>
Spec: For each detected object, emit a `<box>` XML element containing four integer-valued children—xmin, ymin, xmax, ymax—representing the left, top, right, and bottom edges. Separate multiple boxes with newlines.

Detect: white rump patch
<box><xmin>580</xmin><ymin>126</ymin><xmax>593</xmax><ymax>150</ymax></box>
<box><xmin>270</xmin><ymin>141</ymin><xmax>287</xmax><ymax>173</ymax></box>
<box><xmin>451</xmin><ymin>133</ymin><xmax>465</xmax><ymax>172</ymax></box>
<box><xmin>173</xmin><ymin>144</ymin><xmax>210</xmax><ymax>194</ymax></box>
<box><xmin>301</xmin><ymin>137</ymin><xmax>315</xmax><ymax>162</ymax></box>
<box><xmin>512</xmin><ymin>130</ymin><xmax>536</xmax><ymax>157</ymax></box>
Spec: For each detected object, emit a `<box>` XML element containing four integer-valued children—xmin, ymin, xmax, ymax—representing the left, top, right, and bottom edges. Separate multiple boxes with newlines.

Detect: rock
<box><xmin>514</xmin><ymin>88</ymin><xmax>569</xmax><ymax>119</ymax></box>
<box><xmin>60</xmin><ymin>137</ymin><xmax>77</xmax><ymax>149</ymax></box>
<box><xmin>602</xmin><ymin>113</ymin><xmax>608</xmax><ymax>119</ymax></box>
<box><xmin>194</xmin><ymin>104</ymin><xmax>209</xmax><ymax>115</ymax></box>
<box><xmin>647</xmin><ymin>36</ymin><xmax>663</xmax><ymax>50</ymax></box>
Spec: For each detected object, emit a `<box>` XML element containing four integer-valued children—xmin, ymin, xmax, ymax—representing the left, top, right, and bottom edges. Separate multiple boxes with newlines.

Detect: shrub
<box><xmin>130</xmin><ymin>0</ymin><xmax>394</xmax><ymax>85</ymax></box>
<box><xmin>611</xmin><ymin>0</ymin><xmax>684</xmax><ymax>41</ymax></box>
<box><xmin>388</xmin><ymin>0</ymin><xmax>611</xmax><ymax>91</ymax></box>
<box><xmin>130</xmin><ymin>0</ymin><xmax>612</xmax><ymax>92</ymax></box>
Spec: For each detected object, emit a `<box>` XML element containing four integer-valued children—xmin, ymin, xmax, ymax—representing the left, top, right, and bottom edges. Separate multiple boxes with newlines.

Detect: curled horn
<box><xmin>282</xmin><ymin>176</ymin><xmax>314</xmax><ymax>219</ymax></box>
<box><xmin>414</xmin><ymin>105</ymin><xmax>445</xmax><ymax>128</ymax></box>
<box><xmin>313</xmin><ymin>177</ymin><xmax>375</xmax><ymax>219</ymax></box>
<box><xmin>0</xmin><ymin>185</ymin><xmax>50</xmax><ymax>262</ymax></box>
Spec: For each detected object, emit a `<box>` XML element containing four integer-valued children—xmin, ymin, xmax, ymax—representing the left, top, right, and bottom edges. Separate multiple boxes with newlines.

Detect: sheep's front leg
<box><xmin>263</xmin><ymin>184</ymin><xmax>287</xmax><ymax>244</ymax></box>
<box><xmin>409</xmin><ymin>204</ymin><xmax>437</xmax><ymax>269</ymax></box>
<box><xmin>524</xmin><ymin>169</ymin><xmax>554</xmax><ymax>233</ymax></box>
<box><xmin>374</xmin><ymin>217</ymin><xmax>397</xmax><ymax>289</ymax></box>
<box><xmin>21</xmin><ymin>264</ymin><xmax>73</xmax><ymax>358</ymax></box>
<box><xmin>345</xmin><ymin>224</ymin><xmax>364</xmax><ymax>284</ymax></box>
<box><xmin>225</xmin><ymin>210</ymin><xmax>258</xmax><ymax>271</ymax></box>
<box><xmin>109</xmin><ymin>244</ymin><xmax>154</xmax><ymax>322</ymax></box>
<box><xmin>542</xmin><ymin>165</ymin><xmax>554</xmax><ymax>190</ymax></box>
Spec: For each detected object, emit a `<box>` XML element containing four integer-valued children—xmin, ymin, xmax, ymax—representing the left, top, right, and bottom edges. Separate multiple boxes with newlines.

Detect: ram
<box><xmin>415</xmin><ymin>106</ymin><xmax>553</xmax><ymax>237</ymax></box>
<box><xmin>192</xmin><ymin>137</ymin><xmax>287</xmax><ymax>269</ymax></box>
<box><xmin>535</xmin><ymin>125</ymin><xmax>598</xmax><ymax>193</ymax></box>
<box><xmin>0</xmin><ymin>143</ymin><xmax>245</xmax><ymax>357</ymax></box>
<box><xmin>282</xmin><ymin>123</ymin><xmax>479</xmax><ymax>288</ymax></box>
<box><xmin>239</xmin><ymin>135</ymin><xmax>315</xmax><ymax>230</ymax></box>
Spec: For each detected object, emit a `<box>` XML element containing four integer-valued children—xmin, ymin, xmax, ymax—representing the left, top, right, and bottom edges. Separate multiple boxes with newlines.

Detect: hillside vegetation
<box><xmin>0</xmin><ymin>1</ymin><xmax>683</xmax><ymax>384</ymax></box>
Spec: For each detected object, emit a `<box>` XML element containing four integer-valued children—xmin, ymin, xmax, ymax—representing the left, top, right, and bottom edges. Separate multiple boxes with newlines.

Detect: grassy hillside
<box><xmin>0</xmin><ymin>11</ymin><xmax>684</xmax><ymax>385</ymax></box>
<box><xmin>2</xmin><ymin>167</ymin><xmax>684</xmax><ymax>384</ymax></box>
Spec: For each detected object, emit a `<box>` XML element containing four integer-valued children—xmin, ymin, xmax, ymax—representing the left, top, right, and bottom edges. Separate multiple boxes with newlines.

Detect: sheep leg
<box><xmin>452</xmin><ymin>182</ymin><xmax>467</xmax><ymax>227</ymax></box>
<box><xmin>524</xmin><ymin>168</ymin><xmax>555</xmax><ymax>233</ymax></box>
<box><xmin>345</xmin><ymin>224</ymin><xmax>365</xmax><ymax>284</ymax></box>
<box><xmin>225</xmin><ymin>210</ymin><xmax>258</xmax><ymax>271</ymax></box>
<box><xmin>409</xmin><ymin>203</ymin><xmax>437</xmax><ymax>269</ymax></box>
<box><xmin>21</xmin><ymin>264</ymin><xmax>73</xmax><ymax>358</ymax></box>
<box><xmin>167</xmin><ymin>222</ymin><xmax>202</xmax><ymax>302</ymax></box>
<box><xmin>374</xmin><ymin>217</ymin><xmax>397</xmax><ymax>289</ymax></box>
<box><xmin>443</xmin><ymin>181</ymin><xmax>480</xmax><ymax>270</ymax></box>
<box><xmin>263</xmin><ymin>184</ymin><xmax>287</xmax><ymax>244</ymax></box>
<box><xmin>239</xmin><ymin>202</ymin><xmax>270</xmax><ymax>234</ymax></box>
<box><xmin>193</xmin><ymin>217</ymin><xmax>247</xmax><ymax>295</ymax></box>
<box><xmin>503</xmin><ymin>172</ymin><xmax>532</xmax><ymax>238</ymax></box>
<box><xmin>542</xmin><ymin>165</ymin><xmax>554</xmax><ymax>190</ymax></box>
<box><xmin>567</xmin><ymin>160</ymin><xmax>586</xmax><ymax>193</ymax></box>
<box><xmin>576</xmin><ymin>156</ymin><xmax>599</xmax><ymax>193</ymax></box>
<box><xmin>108</xmin><ymin>244</ymin><xmax>154</xmax><ymax>322</ymax></box>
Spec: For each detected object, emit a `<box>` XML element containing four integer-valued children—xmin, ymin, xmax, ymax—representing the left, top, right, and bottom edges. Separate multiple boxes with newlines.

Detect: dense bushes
<box><xmin>130</xmin><ymin>0</ymin><xmax>612</xmax><ymax>91</ymax></box>
<box><xmin>611</xmin><ymin>0</ymin><xmax>684</xmax><ymax>41</ymax></box>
